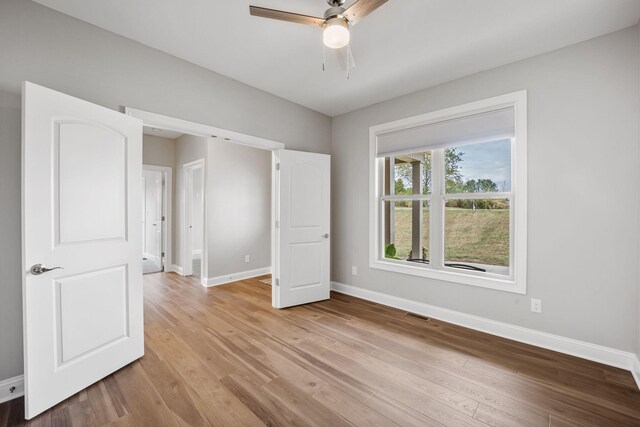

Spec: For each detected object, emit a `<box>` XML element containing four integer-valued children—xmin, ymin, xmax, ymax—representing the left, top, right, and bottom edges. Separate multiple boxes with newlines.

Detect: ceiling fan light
<box><xmin>323</xmin><ymin>17</ymin><xmax>350</xmax><ymax>49</ymax></box>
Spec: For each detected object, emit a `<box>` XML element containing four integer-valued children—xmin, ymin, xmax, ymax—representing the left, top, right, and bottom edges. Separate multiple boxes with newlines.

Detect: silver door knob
<box><xmin>322</xmin><ymin>233</ymin><xmax>329</xmax><ymax>239</ymax></box>
<box><xmin>30</xmin><ymin>264</ymin><xmax>63</xmax><ymax>275</ymax></box>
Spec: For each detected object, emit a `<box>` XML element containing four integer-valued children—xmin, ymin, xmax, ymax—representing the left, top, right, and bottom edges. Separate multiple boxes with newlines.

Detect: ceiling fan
<box><xmin>249</xmin><ymin>0</ymin><xmax>389</xmax><ymax>50</ymax></box>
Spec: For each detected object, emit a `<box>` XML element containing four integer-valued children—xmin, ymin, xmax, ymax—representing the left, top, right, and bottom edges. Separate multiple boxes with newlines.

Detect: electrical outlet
<box><xmin>244</xmin><ymin>255</ymin><xmax>250</xmax><ymax>263</ymax></box>
<box><xmin>351</xmin><ymin>266</ymin><xmax>358</xmax><ymax>276</ymax></box>
<box><xmin>530</xmin><ymin>298</ymin><xmax>542</xmax><ymax>314</ymax></box>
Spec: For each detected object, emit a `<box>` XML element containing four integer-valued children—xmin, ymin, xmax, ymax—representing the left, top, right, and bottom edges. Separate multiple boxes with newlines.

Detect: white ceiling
<box><xmin>34</xmin><ymin>0</ymin><xmax>640</xmax><ymax>116</ymax></box>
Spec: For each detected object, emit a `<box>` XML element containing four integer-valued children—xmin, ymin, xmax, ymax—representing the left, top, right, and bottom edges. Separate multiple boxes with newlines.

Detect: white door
<box><xmin>22</xmin><ymin>82</ymin><xmax>144</xmax><ymax>419</ymax></box>
<box><xmin>143</xmin><ymin>169</ymin><xmax>163</xmax><ymax>267</ymax></box>
<box><xmin>183</xmin><ymin>161</ymin><xmax>205</xmax><ymax>279</ymax></box>
<box><xmin>273</xmin><ymin>150</ymin><xmax>331</xmax><ymax>308</ymax></box>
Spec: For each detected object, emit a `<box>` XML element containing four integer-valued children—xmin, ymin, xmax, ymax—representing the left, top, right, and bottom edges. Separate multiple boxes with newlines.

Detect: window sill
<box><xmin>369</xmin><ymin>259</ymin><xmax>526</xmax><ymax>294</ymax></box>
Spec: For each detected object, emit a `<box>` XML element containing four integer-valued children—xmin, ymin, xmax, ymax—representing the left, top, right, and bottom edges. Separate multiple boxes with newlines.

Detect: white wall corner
<box><xmin>205</xmin><ymin>267</ymin><xmax>272</xmax><ymax>287</ymax></box>
<box><xmin>0</xmin><ymin>375</ymin><xmax>24</xmax><ymax>404</ymax></box>
<box><xmin>331</xmin><ymin>281</ymin><xmax>640</xmax><ymax>384</ymax></box>
<box><xmin>166</xmin><ymin>264</ymin><xmax>184</xmax><ymax>275</ymax></box>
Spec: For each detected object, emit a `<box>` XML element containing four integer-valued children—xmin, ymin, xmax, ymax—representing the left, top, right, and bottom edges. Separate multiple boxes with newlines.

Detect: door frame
<box><xmin>142</xmin><ymin>164</ymin><xmax>172</xmax><ymax>271</ymax></box>
<box><xmin>125</xmin><ymin>108</ymin><xmax>285</xmax><ymax>291</ymax></box>
<box><xmin>182</xmin><ymin>159</ymin><xmax>206</xmax><ymax>281</ymax></box>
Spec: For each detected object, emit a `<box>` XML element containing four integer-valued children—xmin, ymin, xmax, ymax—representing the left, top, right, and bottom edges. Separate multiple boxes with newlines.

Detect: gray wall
<box><xmin>331</xmin><ymin>26</ymin><xmax>640</xmax><ymax>353</ymax></box>
<box><xmin>0</xmin><ymin>93</ymin><xmax>22</xmax><ymax>382</ymax></box>
<box><xmin>0</xmin><ymin>0</ymin><xmax>330</xmax><ymax>382</ymax></box>
<box><xmin>637</xmin><ymin>26</ymin><xmax>640</xmax><ymax>367</ymax></box>
<box><xmin>207</xmin><ymin>140</ymin><xmax>272</xmax><ymax>277</ymax></box>
<box><xmin>172</xmin><ymin>136</ymin><xmax>272</xmax><ymax>279</ymax></box>
<box><xmin>143</xmin><ymin>134</ymin><xmax>176</xmax><ymax>169</ymax></box>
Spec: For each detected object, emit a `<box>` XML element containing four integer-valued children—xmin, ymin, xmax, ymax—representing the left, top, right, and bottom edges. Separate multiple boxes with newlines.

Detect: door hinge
<box><xmin>275</xmin><ymin>163</ymin><xmax>280</xmax><ymax>171</ymax></box>
<box><xmin>275</xmin><ymin>220</ymin><xmax>279</xmax><ymax>228</ymax></box>
<box><xmin>161</xmin><ymin>252</ymin><xmax>165</xmax><ymax>257</ymax></box>
<box><xmin>162</xmin><ymin>216</ymin><xmax>165</xmax><ymax>221</ymax></box>
<box><xmin>275</xmin><ymin>278</ymin><xmax>279</xmax><ymax>286</ymax></box>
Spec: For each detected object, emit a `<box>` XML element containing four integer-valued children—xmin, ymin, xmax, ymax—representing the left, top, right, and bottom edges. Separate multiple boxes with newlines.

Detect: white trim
<box><xmin>369</xmin><ymin>91</ymin><xmax>527</xmax><ymax>294</ymax></box>
<box><xmin>331</xmin><ymin>281</ymin><xmax>640</xmax><ymax>379</ymax></box>
<box><xmin>143</xmin><ymin>164</ymin><xmax>173</xmax><ymax>270</ymax></box>
<box><xmin>205</xmin><ymin>267</ymin><xmax>272</xmax><ymax>287</ymax></box>
<box><xmin>271</xmin><ymin>151</ymin><xmax>280</xmax><ymax>308</ymax></box>
<box><xmin>166</xmin><ymin>264</ymin><xmax>184</xmax><ymax>275</ymax></box>
<box><xmin>0</xmin><ymin>375</ymin><xmax>24</xmax><ymax>404</ymax></box>
<box><xmin>633</xmin><ymin>355</ymin><xmax>640</xmax><ymax>391</ymax></box>
<box><xmin>125</xmin><ymin>108</ymin><xmax>285</xmax><ymax>151</ymax></box>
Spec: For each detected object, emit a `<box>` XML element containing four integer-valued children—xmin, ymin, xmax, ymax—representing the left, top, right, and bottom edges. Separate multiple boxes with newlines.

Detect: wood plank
<box><xmin>1</xmin><ymin>272</ymin><xmax>639</xmax><ymax>426</ymax></box>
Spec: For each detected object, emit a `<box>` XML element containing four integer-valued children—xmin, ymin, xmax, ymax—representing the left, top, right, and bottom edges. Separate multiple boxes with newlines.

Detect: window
<box><xmin>370</xmin><ymin>91</ymin><xmax>527</xmax><ymax>293</ymax></box>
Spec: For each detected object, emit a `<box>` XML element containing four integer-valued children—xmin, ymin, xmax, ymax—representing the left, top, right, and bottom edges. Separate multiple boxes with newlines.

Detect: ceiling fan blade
<box><xmin>342</xmin><ymin>0</ymin><xmax>389</xmax><ymax>25</ymax></box>
<box><xmin>249</xmin><ymin>6</ymin><xmax>325</xmax><ymax>27</ymax></box>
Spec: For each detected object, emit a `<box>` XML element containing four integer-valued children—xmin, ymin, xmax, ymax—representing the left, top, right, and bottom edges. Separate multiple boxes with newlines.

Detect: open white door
<box><xmin>22</xmin><ymin>82</ymin><xmax>143</xmax><ymax>419</ymax></box>
<box><xmin>143</xmin><ymin>169</ymin><xmax>163</xmax><ymax>269</ymax></box>
<box><xmin>273</xmin><ymin>150</ymin><xmax>330</xmax><ymax>308</ymax></box>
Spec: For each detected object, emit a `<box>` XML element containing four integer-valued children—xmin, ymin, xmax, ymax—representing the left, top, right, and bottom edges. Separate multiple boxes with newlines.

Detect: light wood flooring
<box><xmin>1</xmin><ymin>272</ymin><xmax>640</xmax><ymax>426</ymax></box>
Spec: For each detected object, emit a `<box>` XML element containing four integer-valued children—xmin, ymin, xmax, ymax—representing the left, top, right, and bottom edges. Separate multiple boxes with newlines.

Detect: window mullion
<box><xmin>388</xmin><ymin>156</ymin><xmax>395</xmax><ymax>245</ymax></box>
<box><xmin>430</xmin><ymin>149</ymin><xmax>445</xmax><ymax>269</ymax></box>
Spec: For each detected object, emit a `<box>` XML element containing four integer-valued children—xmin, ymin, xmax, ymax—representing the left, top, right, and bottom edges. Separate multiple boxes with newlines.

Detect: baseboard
<box><xmin>205</xmin><ymin>267</ymin><xmax>272</xmax><ymax>287</ymax></box>
<box><xmin>166</xmin><ymin>264</ymin><xmax>183</xmax><ymax>275</ymax></box>
<box><xmin>632</xmin><ymin>354</ymin><xmax>640</xmax><ymax>391</ymax></box>
<box><xmin>331</xmin><ymin>281</ymin><xmax>639</xmax><ymax>380</ymax></box>
<box><xmin>0</xmin><ymin>375</ymin><xmax>24</xmax><ymax>404</ymax></box>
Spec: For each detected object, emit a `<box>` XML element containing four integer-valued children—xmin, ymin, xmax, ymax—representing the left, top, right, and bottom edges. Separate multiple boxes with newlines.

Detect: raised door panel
<box><xmin>55</xmin><ymin>121</ymin><xmax>127</xmax><ymax>246</ymax></box>
<box><xmin>290</xmin><ymin>163</ymin><xmax>322</xmax><ymax>229</ymax></box>
<box><xmin>55</xmin><ymin>266</ymin><xmax>129</xmax><ymax>366</ymax></box>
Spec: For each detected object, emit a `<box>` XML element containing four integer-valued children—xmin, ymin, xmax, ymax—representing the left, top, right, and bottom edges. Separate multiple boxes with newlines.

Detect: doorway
<box><xmin>183</xmin><ymin>160</ymin><xmax>205</xmax><ymax>279</ymax></box>
<box><xmin>126</xmin><ymin>107</ymin><xmax>331</xmax><ymax>309</ymax></box>
<box><xmin>142</xmin><ymin>165</ymin><xmax>172</xmax><ymax>274</ymax></box>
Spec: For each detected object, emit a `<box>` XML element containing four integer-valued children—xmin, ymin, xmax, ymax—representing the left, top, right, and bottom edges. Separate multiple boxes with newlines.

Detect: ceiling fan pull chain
<box><xmin>322</xmin><ymin>44</ymin><xmax>326</xmax><ymax>71</ymax></box>
<box><xmin>346</xmin><ymin>44</ymin><xmax>351</xmax><ymax>80</ymax></box>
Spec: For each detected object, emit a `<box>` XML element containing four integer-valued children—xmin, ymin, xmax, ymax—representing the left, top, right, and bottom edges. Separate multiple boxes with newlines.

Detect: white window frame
<box><xmin>369</xmin><ymin>91</ymin><xmax>527</xmax><ymax>294</ymax></box>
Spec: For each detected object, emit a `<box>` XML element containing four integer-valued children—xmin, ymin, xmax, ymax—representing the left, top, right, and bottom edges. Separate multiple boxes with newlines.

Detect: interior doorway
<box><xmin>142</xmin><ymin>165</ymin><xmax>172</xmax><ymax>274</ymax></box>
<box><xmin>183</xmin><ymin>159</ymin><xmax>205</xmax><ymax>279</ymax></box>
<box><xmin>128</xmin><ymin>108</ymin><xmax>332</xmax><ymax>309</ymax></box>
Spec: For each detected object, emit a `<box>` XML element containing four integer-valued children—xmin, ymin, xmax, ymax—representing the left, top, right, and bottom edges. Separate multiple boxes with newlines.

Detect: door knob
<box><xmin>30</xmin><ymin>264</ymin><xmax>63</xmax><ymax>275</ymax></box>
<box><xmin>322</xmin><ymin>233</ymin><xmax>330</xmax><ymax>239</ymax></box>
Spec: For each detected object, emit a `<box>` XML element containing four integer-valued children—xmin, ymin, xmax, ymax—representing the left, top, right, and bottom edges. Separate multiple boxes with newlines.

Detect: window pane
<box><xmin>385</xmin><ymin>152</ymin><xmax>432</xmax><ymax>195</ymax></box>
<box><xmin>445</xmin><ymin>139</ymin><xmax>511</xmax><ymax>193</ymax></box>
<box><xmin>383</xmin><ymin>200</ymin><xmax>430</xmax><ymax>262</ymax></box>
<box><xmin>444</xmin><ymin>199</ymin><xmax>510</xmax><ymax>275</ymax></box>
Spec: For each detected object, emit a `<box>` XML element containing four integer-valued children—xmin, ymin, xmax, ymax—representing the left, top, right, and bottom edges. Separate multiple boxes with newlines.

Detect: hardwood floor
<box><xmin>2</xmin><ymin>272</ymin><xmax>640</xmax><ymax>426</ymax></box>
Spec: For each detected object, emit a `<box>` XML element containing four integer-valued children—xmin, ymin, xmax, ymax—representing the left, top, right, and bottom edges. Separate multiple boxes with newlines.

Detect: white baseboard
<box><xmin>632</xmin><ymin>354</ymin><xmax>640</xmax><ymax>391</ymax></box>
<box><xmin>331</xmin><ymin>281</ymin><xmax>640</xmax><ymax>386</ymax></box>
<box><xmin>166</xmin><ymin>264</ymin><xmax>183</xmax><ymax>275</ymax></box>
<box><xmin>205</xmin><ymin>267</ymin><xmax>272</xmax><ymax>287</ymax></box>
<box><xmin>0</xmin><ymin>375</ymin><xmax>24</xmax><ymax>404</ymax></box>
